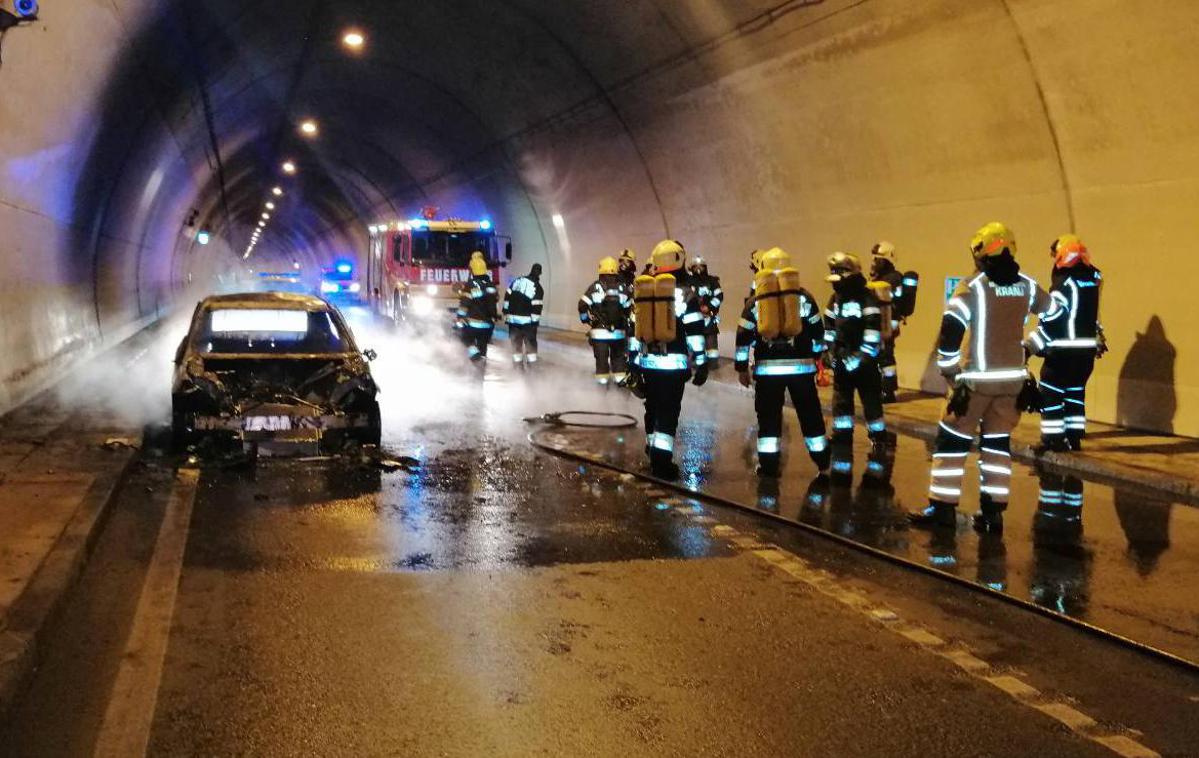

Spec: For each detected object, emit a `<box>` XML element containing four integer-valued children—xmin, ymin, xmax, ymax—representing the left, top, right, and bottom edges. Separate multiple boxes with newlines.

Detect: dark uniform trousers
<box><xmin>592</xmin><ymin>340</ymin><xmax>628</xmax><ymax>383</ymax></box>
<box><xmin>754</xmin><ymin>375</ymin><xmax>829</xmax><ymax>469</ymax></box>
<box><xmin>644</xmin><ymin>371</ymin><xmax>688</xmax><ymax>467</ymax></box>
<box><xmin>509</xmin><ymin>324</ymin><xmax>538</xmax><ymax>362</ymax></box>
<box><xmin>461</xmin><ymin>327</ymin><xmax>493</xmax><ymax>360</ymax></box>
<box><xmin>832</xmin><ymin>357</ymin><xmax>886</xmax><ymax>440</ymax></box>
<box><xmin>1040</xmin><ymin>350</ymin><xmax>1096</xmax><ymax>444</ymax></box>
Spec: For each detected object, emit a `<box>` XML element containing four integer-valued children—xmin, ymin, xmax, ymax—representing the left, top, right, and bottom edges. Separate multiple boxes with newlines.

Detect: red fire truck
<box><xmin>366</xmin><ymin>212</ymin><xmax>511</xmax><ymax>326</ymax></box>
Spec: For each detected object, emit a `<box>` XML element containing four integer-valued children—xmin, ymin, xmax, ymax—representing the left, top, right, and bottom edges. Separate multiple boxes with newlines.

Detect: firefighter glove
<box><xmin>842</xmin><ymin>354</ymin><xmax>861</xmax><ymax>373</ymax></box>
<box><xmin>1017</xmin><ymin>377</ymin><xmax>1043</xmax><ymax>413</ymax></box>
<box><xmin>947</xmin><ymin>382</ymin><xmax>972</xmax><ymax>418</ymax></box>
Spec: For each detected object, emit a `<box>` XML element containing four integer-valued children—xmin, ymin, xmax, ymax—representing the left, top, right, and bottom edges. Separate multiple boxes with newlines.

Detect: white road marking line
<box><xmin>1093</xmin><ymin>736</ymin><xmax>1161</xmax><ymax>758</ymax></box>
<box><xmin>93</xmin><ymin>468</ymin><xmax>199</xmax><ymax>758</ymax></box>
<box><xmin>692</xmin><ymin>516</ymin><xmax>1162</xmax><ymax>758</ymax></box>
<box><xmin>1035</xmin><ymin>702</ymin><xmax>1098</xmax><ymax>731</ymax></box>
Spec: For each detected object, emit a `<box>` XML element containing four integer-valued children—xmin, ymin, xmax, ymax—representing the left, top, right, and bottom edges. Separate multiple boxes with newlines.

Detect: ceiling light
<box><xmin>282</xmin><ymin>161</ymin><xmax>297</xmax><ymax>175</ymax></box>
<box><xmin>299</xmin><ymin>120</ymin><xmax>319</xmax><ymax>138</ymax></box>
<box><xmin>262</xmin><ymin>212</ymin><xmax>271</xmax><ymax>220</ymax></box>
<box><xmin>342</xmin><ymin>30</ymin><xmax>365</xmax><ymax>51</ymax></box>
<box><xmin>265</xmin><ymin>202</ymin><xmax>275</xmax><ymax>210</ymax></box>
<box><xmin>272</xmin><ymin>187</ymin><xmax>284</xmax><ymax>196</ymax></box>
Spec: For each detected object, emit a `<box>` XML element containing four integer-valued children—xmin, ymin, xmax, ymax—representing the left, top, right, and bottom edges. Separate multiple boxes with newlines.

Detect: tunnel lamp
<box><xmin>342</xmin><ymin>30</ymin><xmax>365</xmax><ymax>51</ymax></box>
<box><xmin>272</xmin><ymin>187</ymin><xmax>284</xmax><ymax>196</ymax></box>
<box><xmin>282</xmin><ymin>161</ymin><xmax>297</xmax><ymax>175</ymax></box>
<box><xmin>196</xmin><ymin>230</ymin><xmax>211</xmax><ymax>246</ymax></box>
<box><xmin>262</xmin><ymin>213</ymin><xmax>271</xmax><ymax>220</ymax></box>
<box><xmin>299</xmin><ymin>120</ymin><xmax>319</xmax><ymax>138</ymax></box>
<box><xmin>265</xmin><ymin>202</ymin><xmax>275</xmax><ymax>210</ymax></box>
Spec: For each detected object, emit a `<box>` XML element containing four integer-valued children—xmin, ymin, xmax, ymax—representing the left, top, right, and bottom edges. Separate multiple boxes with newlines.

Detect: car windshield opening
<box><xmin>197</xmin><ymin>308</ymin><xmax>348</xmax><ymax>354</ymax></box>
<box><xmin>408</xmin><ymin>231</ymin><xmax>493</xmax><ymax>267</ymax></box>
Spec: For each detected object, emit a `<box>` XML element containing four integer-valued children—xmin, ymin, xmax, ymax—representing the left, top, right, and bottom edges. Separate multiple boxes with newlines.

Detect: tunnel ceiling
<box><xmin>107</xmin><ymin>0</ymin><xmax>782</xmax><ymax>263</ymax></box>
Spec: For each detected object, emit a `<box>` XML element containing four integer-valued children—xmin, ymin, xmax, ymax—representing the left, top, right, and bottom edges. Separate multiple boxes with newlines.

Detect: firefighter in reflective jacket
<box><xmin>456</xmin><ymin>253</ymin><xmax>499</xmax><ymax>362</ymax></box>
<box><xmin>910</xmin><ymin>222</ymin><xmax>1062</xmax><ymax>533</ymax></box>
<box><xmin>579</xmin><ymin>257</ymin><xmax>633</xmax><ymax>387</ymax></box>
<box><xmin>735</xmin><ymin>248</ymin><xmax>830</xmax><ymax>477</ymax></box>
<box><xmin>689</xmin><ymin>257</ymin><xmax>724</xmax><ymax>366</ymax></box>
<box><xmin>824</xmin><ymin>252</ymin><xmax>889</xmax><ymax>450</ymax></box>
<box><xmin>870</xmin><ymin>241</ymin><xmax>919</xmax><ymax>403</ymax></box>
<box><xmin>628</xmin><ymin>240</ymin><xmax>709</xmax><ymax>480</ymax></box>
<box><xmin>1027</xmin><ymin>235</ymin><xmax>1106</xmax><ymax>452</ymax></box>
<box><xmin>504</xmin><ymin>263</ymin><xmax>545</xmax><ymax>369</ymax></box>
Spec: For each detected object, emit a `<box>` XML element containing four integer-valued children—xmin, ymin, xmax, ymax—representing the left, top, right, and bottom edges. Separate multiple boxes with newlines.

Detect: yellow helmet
<box><xmin>762</xmin><ymin>247</ymin><xmax>792</xmax><ymax>271</ymax></box>
<box><xmin>826</xmin><ymin>251</ymin><xmax>862</xmax><ymax>282</ymax></box>
<box><xmin>469</xmin><ymin>256</ymin><xmax>489</xmax><ymax>276</ymax></box>
<box><xmin>651</xmin><ymin>239</ymin><xmax>686</xmax><ymax>273</ymax></box>
<box><xmin>598</xmin><ymin>256</ymin><xmax>618</xmax><ymax>275</ymax></box>
<box><xmin>619</xmin><ymin>248</ymin><xmax>636</xmax><ymax>263</ymax></box>
<box><xmin>970</xmin><ymin>222</ymin><xmax>1016</xmax><ymax>259</ymax></box>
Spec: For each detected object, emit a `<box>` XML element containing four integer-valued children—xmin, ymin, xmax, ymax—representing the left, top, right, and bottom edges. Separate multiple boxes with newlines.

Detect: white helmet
<box><xmin>871</xmin><ymin>241</ymin><xmax>896</xmax><ymax>262</ymax></box>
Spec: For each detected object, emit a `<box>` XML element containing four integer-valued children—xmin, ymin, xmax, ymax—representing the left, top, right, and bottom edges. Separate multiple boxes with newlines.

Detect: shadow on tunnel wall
<box><xmin>1116</xmin><ymin>316</ymin><xmax>1177</xmax><ymax>435</ymax></box>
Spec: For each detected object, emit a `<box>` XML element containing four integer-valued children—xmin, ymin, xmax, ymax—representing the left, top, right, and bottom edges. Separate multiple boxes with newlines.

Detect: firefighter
<box><xmin>578</xmin><ymin>257</ymin><xmax>633</xmax><ymax>387</ymax></box>
<box><xmin>824</xmin><ymin>252</ymin><xmax>889</xmax><ymax>452</ymax></box>
<box><xmin>909</xmin><ymin>222</ymin><xmax>1062</xmax><ymax>533</ymax></box>
<box><xmin>456</xmin><ymin>253</ymin><xmax>499</xmax><ymax>362</ymax></box>
<box><xmin>735</xmin><ymin>248</ymin><xmax>830</xmax><ymax>477</ymax></box>
<box><xmin>689</xmin><ymin>257</ymin><xmax>725</xmax><ymax>367</ymax></box>
<box><xmin>617</xmin><ymin>249</ymin><xmax>638</xmax><ymax>288</ymax></box>
<box><xmin>503</xmin><ymin>263</ymin><xmax>545</xmax><ymax>369</ymax></box>
<box><xmin>627</xmin><ymin>240</ymin><xmax>709</xmax><ymax>480</ymax></box>
<box><xmin>870</xmin><ymin>241</ymin><xmax>919</xmax><ymax>403</ymax></box>
<box><xmin>1027</xmin><ymin>235</ymin><xmax>1106</xmax><ymax>452</ymax></box>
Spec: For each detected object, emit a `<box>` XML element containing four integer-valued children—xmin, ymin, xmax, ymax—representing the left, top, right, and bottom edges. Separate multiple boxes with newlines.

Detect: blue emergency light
<box><xmin>197</xmin><ymin>230</ymin><xmax>211</xmax><ymax>245</ymax></box>
<box><xmin>336</xmin><ymin>262</ymin><xmax>353</xmax><ymax>275</ymax></box>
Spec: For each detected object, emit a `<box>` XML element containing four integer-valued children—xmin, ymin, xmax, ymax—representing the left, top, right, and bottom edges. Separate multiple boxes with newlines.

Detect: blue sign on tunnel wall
<box><xmin>944</xmin><ymin>276</ymin><xmax>962</xmax><ymax>303</ymax></box>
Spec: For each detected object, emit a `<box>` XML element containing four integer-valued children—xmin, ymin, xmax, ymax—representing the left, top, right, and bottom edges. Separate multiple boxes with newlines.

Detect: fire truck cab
<box><xmin>366</xmin><ymin>216</ymin><xmax>511</xmax><ymax>326</ymax></box>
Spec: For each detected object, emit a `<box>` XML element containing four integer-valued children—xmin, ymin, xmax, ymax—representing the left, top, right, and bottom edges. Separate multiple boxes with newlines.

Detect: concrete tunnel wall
<box><xmin>0</xmin><ymin>0</ymin><xmax>1197</xmax><ymax>435</ymax></box>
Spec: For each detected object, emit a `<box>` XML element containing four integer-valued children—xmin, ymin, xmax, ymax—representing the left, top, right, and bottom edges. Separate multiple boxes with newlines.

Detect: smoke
<box><xmin>343</xmin><ymin>308</ymin><xmax>637</xmax><ymax>444</ymax></box>
<box><xmin>51</xmin><ymin>310</ymin><xmax>194</xmax><ymax>430</ymax></box>
<box><xmin>49</xmin><ymin>300</ymin><xmax>632</xmax><ymax>446</ymax></box>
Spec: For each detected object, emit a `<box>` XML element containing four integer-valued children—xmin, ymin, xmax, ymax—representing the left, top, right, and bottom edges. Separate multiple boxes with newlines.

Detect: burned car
<box><xmin>172</xmin><ymin>293</ymin><xmax>381</xmax><ymax>454</ymax></box>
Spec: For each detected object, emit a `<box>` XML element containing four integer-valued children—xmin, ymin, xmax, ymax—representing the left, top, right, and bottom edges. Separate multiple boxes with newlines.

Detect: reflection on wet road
<box><xmin>541</xmin><ymin>375</ymin><xmax>1199</xmax><ymax>665</ymax></box>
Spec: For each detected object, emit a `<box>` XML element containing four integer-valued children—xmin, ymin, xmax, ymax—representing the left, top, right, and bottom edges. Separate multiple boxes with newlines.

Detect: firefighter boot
<box><xmin>972</xmin><ymin>494</ymin><xmax>1005</xmax><ymax>534</ymax></box>
<box><xmin>908</xmin><ymin>500</ymin><xmax>957</xmax><ymax>529</ymax></box>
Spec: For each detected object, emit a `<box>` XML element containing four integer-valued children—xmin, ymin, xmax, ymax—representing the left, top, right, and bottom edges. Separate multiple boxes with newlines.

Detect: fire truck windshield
<box><xmin>408</xmin><ymin>231</ymin><xmax>493</xmax><ymax>267</ymax></box>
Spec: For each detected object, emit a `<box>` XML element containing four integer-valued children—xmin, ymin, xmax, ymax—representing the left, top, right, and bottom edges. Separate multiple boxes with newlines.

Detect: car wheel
<box><xmin>363</xmin><ymin>401</ymin><xmax>382</xmax><ymax>447</ymax></box>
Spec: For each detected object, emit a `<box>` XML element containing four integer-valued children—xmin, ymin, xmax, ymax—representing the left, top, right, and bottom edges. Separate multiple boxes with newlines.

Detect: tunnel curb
<box><xmin>0</xmin><ymin>447</ymin><xmax>138</xmax><ymax>720</ymax></box>
<box><xmin>535</xmin><ymin>329</ymin><xmax>1199</xmax><ymax>505</ymax></box>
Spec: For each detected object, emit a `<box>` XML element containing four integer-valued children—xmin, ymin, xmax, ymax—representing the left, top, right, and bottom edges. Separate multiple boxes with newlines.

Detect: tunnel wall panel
<box><xmin>500</xmin><ymin>0</ymin><xmax>1199</xmax><ymax>435</ymax></box>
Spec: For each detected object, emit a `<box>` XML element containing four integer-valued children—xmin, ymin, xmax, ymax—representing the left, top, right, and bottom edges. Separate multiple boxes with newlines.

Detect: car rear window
<box><xmin>197</xmin><ymin>308</ymin><xmax>348</xmax><ymax>354</ymax></box>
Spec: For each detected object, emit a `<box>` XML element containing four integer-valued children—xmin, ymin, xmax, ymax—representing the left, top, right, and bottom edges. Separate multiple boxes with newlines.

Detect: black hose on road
<box><xmin>523</xmin><ymin>411</ymin><xmax>638</xmax><ymax>429</ymax></box>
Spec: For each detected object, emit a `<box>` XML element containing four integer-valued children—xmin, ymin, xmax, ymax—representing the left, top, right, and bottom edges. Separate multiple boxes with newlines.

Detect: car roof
<box><xmin>200</xmin><ymin>292</ymin><xmax>328</xmax><ymax>311</ymax></box>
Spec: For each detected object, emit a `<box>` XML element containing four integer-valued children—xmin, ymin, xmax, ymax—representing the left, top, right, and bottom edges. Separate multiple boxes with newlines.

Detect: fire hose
<box><xmin>522</xmin><ymin>411</ymin><xmax>638</xmax><ymax>429</ymax></box>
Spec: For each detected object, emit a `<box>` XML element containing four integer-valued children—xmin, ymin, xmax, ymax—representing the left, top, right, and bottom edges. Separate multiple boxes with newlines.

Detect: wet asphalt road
<box><xmin>2</xmin><ymin>320</ymin><xmax>1198</xmax><ymax>756</ymax></box>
